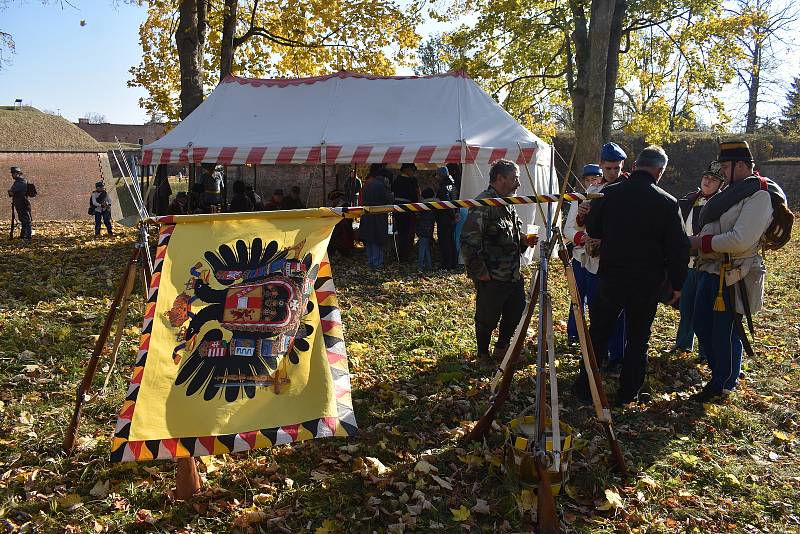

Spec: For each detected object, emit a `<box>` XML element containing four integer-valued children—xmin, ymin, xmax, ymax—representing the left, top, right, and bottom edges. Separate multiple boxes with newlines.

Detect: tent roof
<box><xmin>143</xmin><ymin>71</ymin><xmax>548</xmax><ymax>166</ymax></box>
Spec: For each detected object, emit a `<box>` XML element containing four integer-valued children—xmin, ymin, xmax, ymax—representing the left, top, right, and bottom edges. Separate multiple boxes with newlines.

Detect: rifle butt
<box><xmin>535</xmin><ymin>458</ymin><xmax>562</xmax><ymax>534</ymax></box>
<box><xmin>603</xmin><ymin>423</ymin><xmax>628</xmax><ymax>478</ymax></box>
<box><xmin>63</xmin><ymin>386</ymin><xmax>84</xmax><ymax>454</ymax></box>
<box><xmin>465</xmin><ymin>411</ymin><xmax>494</xmax><ymax>442</ymax></box>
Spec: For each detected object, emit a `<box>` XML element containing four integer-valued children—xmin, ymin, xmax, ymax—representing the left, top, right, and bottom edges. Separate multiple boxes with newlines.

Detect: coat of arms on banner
<box><xmin>111</xmin><ymin>212</ymin><xmax>356</xmax><ymax>462</ymax></box>
<box><xmin>165</xmin><ymin>238</ymin><xmax>318</xmax><ymax>400</ymax></box>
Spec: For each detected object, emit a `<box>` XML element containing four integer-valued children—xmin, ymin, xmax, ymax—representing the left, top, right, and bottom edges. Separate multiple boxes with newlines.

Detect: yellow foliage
<box><xmin>131</xmin><ymin>0</ymin><xmax>421</xmax><ymax>119</ymax></box>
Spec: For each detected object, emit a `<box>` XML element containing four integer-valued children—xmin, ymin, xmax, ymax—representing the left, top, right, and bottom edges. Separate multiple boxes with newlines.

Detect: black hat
<box><xmin>10</xmin><ymin>166</ymin><xmax>22</xmax><ymax>174</ymax></box>
<box><xmin>368</xmin><ymin>163</ymin><xmax>385</xmax><ymax>177</ymax></box>
<box><xmin>95</xmin><ymin>181</ymin><xmax>105</xmax><ymax>188</ymax></box>
<box><xmin>717</xmin><ymin>140</ymin><xmax>754</xmax><ymax>162</ymax></box>
<box><xmin>702</xmin><ymin>161</ymin><xmax>724</xmax><ymax>181</ymax></box>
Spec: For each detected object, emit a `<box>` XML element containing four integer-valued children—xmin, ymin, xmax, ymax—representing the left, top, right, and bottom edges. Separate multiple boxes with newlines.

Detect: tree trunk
<box><xmin>219</xmin><ymin>0</ymin><xmax>238</xmax><ymax>82</ymax></box>
<box><xmin>574</xmin><ymin>0</ymin><xmax>615</xmax><ymax>169</ymax></box>
<box><xmin>569</xmin><ymin>0</ymin><xmax>589</xmax><ymax>132</ymax></box>
<box><xmin>601</xmin><ymin>0</ymin><xmax>626</xmax><ymax>140</ymax></box>
<box><xmin>176</xmin><ymin>0</ymin><xmax>207</xmax><ymax>120</ymax></box>
<box><xmin>745</xmin><ymin>40</ymin><xmax>761</xmax><ymax>133</ymax></box>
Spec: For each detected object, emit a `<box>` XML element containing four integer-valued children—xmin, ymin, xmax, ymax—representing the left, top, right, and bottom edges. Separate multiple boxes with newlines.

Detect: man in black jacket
<box><xmin>575</xmin><ymin>145</ymin><xmax>689</xmax><ymax>405</ymax></box>
<box><xmin>392</xmin><ymin>163</ymin><xmax>420</xmax><ymax>262</ymax></box>
<box><xmin>8</xmin><ymin>166</ymin><xmax>32</xmax><ymax>239</ymax></box>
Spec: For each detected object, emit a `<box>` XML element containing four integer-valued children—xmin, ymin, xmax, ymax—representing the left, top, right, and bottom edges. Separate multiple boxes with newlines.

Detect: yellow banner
<box><xmin>111</xmin><ymin>211</ymin><xmax>355</xmax><ymax>461</ymax></box>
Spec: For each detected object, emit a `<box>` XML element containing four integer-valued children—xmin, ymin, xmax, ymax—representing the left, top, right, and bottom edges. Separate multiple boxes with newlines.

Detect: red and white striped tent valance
<box><xmin>143</xmin><ymin>71</ymin><xmax>547</xmax><ymax>167</ymax></box>
<box><xmin>141</xmin><ymin>144</ymin><xmax>537</xmax><ymax>166</ymax></box>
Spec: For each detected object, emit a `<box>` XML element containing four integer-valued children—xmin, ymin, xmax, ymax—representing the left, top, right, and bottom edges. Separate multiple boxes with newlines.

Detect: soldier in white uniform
<box><xmin>689</xmin><ymin>140</ymin><xmax>790</xmax><ymax>402</ymax></box>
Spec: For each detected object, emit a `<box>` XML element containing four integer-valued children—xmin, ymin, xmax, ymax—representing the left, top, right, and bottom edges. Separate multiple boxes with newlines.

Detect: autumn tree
<box><xmin>414</xmin><ymin>34</ymin><xmax>464</xmax><ymax>75</ymax></box>
<box><xmin>82</xmin><ymin>112</ymin><xmax>107</xmax><ymax>124</ymax></box>
<box><xmin>615</xmin><ymin>12</ymin><xmax>744</xmax><ymax>140</ymax></box>
<box><xmin>176</xmin><ymin>0</ymin><xmax>207</xmax><ymax>119</ymax></box>
<box><xmin>728</xmin><ymin>0</ymin><xmax>799</xmax><ymax>132</ymax></box>
<box><xmin>1</xmin><ymin>0</ymin><xmax>18</xmax><ymax>70</ymax></box>
<box><xmin>131</xmin><ymin>0</ymin><xmax>421</xmax><ymax>120</ymax></box>
<box><xmin>442</xmin><ymin>0</ymin><xmax>748</xmax><ymax>166</ymax></box>
<box><xmin>780</xmin><ymin>76</ymin><xmax>800</xmax><ymax>136</ymax></box>
<box><xmin>0</xmin><ymin>29</ymin><xmax>13</xmax><ymax>70</ymax></box>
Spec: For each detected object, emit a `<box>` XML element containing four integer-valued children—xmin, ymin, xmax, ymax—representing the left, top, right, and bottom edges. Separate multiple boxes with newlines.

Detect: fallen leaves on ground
<box><xmin>0</xmin><ymin>221</ymin><xmax>798</xmax><ymax>532</ymax></box>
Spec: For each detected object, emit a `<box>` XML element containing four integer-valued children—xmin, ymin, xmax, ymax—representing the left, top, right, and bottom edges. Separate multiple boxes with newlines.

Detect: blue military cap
<box><xmin>582</xmin><ymin>163</ymin><xmax>602</xmax><ymax>177</ymax></box>
<box><xmin>600</xmin><ymin>142</ymin><xmax>627</xmax><ymax>162</ymax></box>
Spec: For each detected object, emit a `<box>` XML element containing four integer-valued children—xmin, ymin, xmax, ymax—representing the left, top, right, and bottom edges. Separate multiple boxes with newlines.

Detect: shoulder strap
<box><xmin>696</xmin><ymin>177</ymin><xmax>761</xmax><ymax>229</ymax></box>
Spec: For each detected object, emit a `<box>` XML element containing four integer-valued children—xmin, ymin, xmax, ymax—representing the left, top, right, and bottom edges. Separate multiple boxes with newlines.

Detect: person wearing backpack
<box><xmin>688</xmin><ymin>140</ymin><xmax>792</xmax><ymax>402</ymax></box>
<box><xmin>8</xmin><ymin>166</ymin><xmax>32</xmax><ymax>239</ymax></box>
<box><xmin>90</xmin><ymin>181</ymin><xmax>114</xmax><ymax>236</ymax></box>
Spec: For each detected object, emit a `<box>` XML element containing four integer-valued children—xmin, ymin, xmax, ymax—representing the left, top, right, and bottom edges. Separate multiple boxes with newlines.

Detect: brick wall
<box><xmin>225</xmin><ymin>164</ymin><xmax>443</xmax><ymax>207</ymax></box>
<box><xmin>225</xmin><ymin>164</ymin><xmax>338</xmax><ymax>208</ymax></box>
<box><xmin>552</xmin><ymin>133</ymin><xmax>800</xmax><ymax>208</ymax></box>
<box><xmin>0</xmin><ymin>152</ymin><xmax>120</xmax><ymax>220</ymax></box>
<box><xmin>75</xmin><ymin>122</ymin><xmax>171</xmax><ymax>145</ymax></box>
<box><xmin>758</xmin><ymin>160</ymin><xmax>800</xmax><ymax>209</ymax></box>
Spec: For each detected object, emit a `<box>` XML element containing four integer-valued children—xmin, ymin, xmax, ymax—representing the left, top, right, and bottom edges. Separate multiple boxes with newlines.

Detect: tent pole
<box><xmin>322</xmin><ymin>165</ymin><xmax>327</xmax><ymax>206</ymax></box>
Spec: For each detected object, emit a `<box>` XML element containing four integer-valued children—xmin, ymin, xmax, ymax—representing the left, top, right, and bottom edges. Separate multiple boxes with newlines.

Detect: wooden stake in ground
<box><xmin>175</xmin><ymin>457</ymin><xmax>201</xmax><ymax>500</ymax></box>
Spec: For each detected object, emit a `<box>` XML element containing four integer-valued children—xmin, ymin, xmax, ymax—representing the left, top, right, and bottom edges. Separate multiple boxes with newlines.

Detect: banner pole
<box><xmin>175</xmin><ymin>457</ymin><xmax>202</xmax><ymax>500</ymax></box>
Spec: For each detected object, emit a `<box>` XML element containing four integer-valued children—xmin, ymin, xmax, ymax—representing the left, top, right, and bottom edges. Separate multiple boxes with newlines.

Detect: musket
<box><xmin>63</xmin><ymin>247</ymin><xmax>140</xmax><ymax>454</ymax></box>
<box><xmin>9</xmin><ymin>202</ymin><xmax>15</xmax><ymax>239</ymax></box>
<box><xmin>557</xmin><ymin>244</ymin><xmax>627</xmax><ymax>477</ymax></box>
<box><xmin>466</xmin><ymin>270</ymin><xmax>540</xmax><ymax>442</ymax></box>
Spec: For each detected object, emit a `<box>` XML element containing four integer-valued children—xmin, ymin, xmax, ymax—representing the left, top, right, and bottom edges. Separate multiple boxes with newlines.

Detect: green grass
<box><xmin>0</xmin><ymin>221</ymin><xmax>798</xmax><ymax>532</ymax></box>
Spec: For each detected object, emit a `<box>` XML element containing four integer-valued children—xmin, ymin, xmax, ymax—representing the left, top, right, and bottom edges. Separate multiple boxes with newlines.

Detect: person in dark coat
<box><xmin>167</xmin><ymin>191</ymin><xmax>189</xmax><ymax>215</ymax></box>
<box><xmin>576</xmin><ymin>145</ymin><xmax>689</xmax><ymax>405</ymax></box>
<box><xmin>416</xmin><ymin>187</ymin><xmax>437</xmax><ymax>271</ymax></box>
<box><xmin>246</xmin><ymin>185</ymin><xmax>263</xmax><ymax>210</ymax></box>
<box><xmin>281</xmin><ymin>186</ymin><xmax>305</xmax><ymax>209</ymax></box>
<box><xmin>8</xmin><ymin>166</ymin><xmax>32</xmax><ymax>239</ymax></box>
<box><xmin>153</xmin><ymin>165</ymin><xmax>173</xmax><ymax>216</ymax></box>
<box><xmin>435</xmin><ymin>166</ymin><xmax>458</xmax><ymax>270</ymax></box>
<box><xmin>90</xmin><ymin>181</ymin><xmax>114</xmax><ymax>236</ymax></box>
<box><xmin>392</xmin><ymin>163</ymin><xmax>419</xmax><ymax>262</ymax></box>
<box><xmin>264</xmin><ymin>189</ymin><xmax>284</xmax><ymax>210</ymax></box>
<box><xmin>228</xmin><ymin>180</ymin><xmax>254</xmax><ymax>212</ymax></box>
<box><xmin>359</xmin><ymin>166</ymin><xmax>395</xmax><ymax>270</ymax></box>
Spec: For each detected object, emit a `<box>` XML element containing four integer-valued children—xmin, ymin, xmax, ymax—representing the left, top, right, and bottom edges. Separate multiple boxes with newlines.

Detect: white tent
<box><xmin>143</xmin><ymin>71</ymin><xmax>557</xmax><ymax>236</ymax></box>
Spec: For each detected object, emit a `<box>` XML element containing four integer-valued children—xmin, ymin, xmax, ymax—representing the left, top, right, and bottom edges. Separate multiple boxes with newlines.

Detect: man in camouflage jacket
<box><xmin>460</xmin><ymin>159</ymin><xmax>538</xmax><ymax>362</ymax></box>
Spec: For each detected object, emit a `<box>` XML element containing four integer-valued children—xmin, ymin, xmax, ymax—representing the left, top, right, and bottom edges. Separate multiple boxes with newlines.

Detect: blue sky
<box><xmin>0</xmin><ymin>1</ymin><xmax>797</xmax><ymax>127</ymax></box>
<box><xmin>1</xmin><ymin>0</ymin><xmax>150</xmax><ymax>123</ymax></box>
